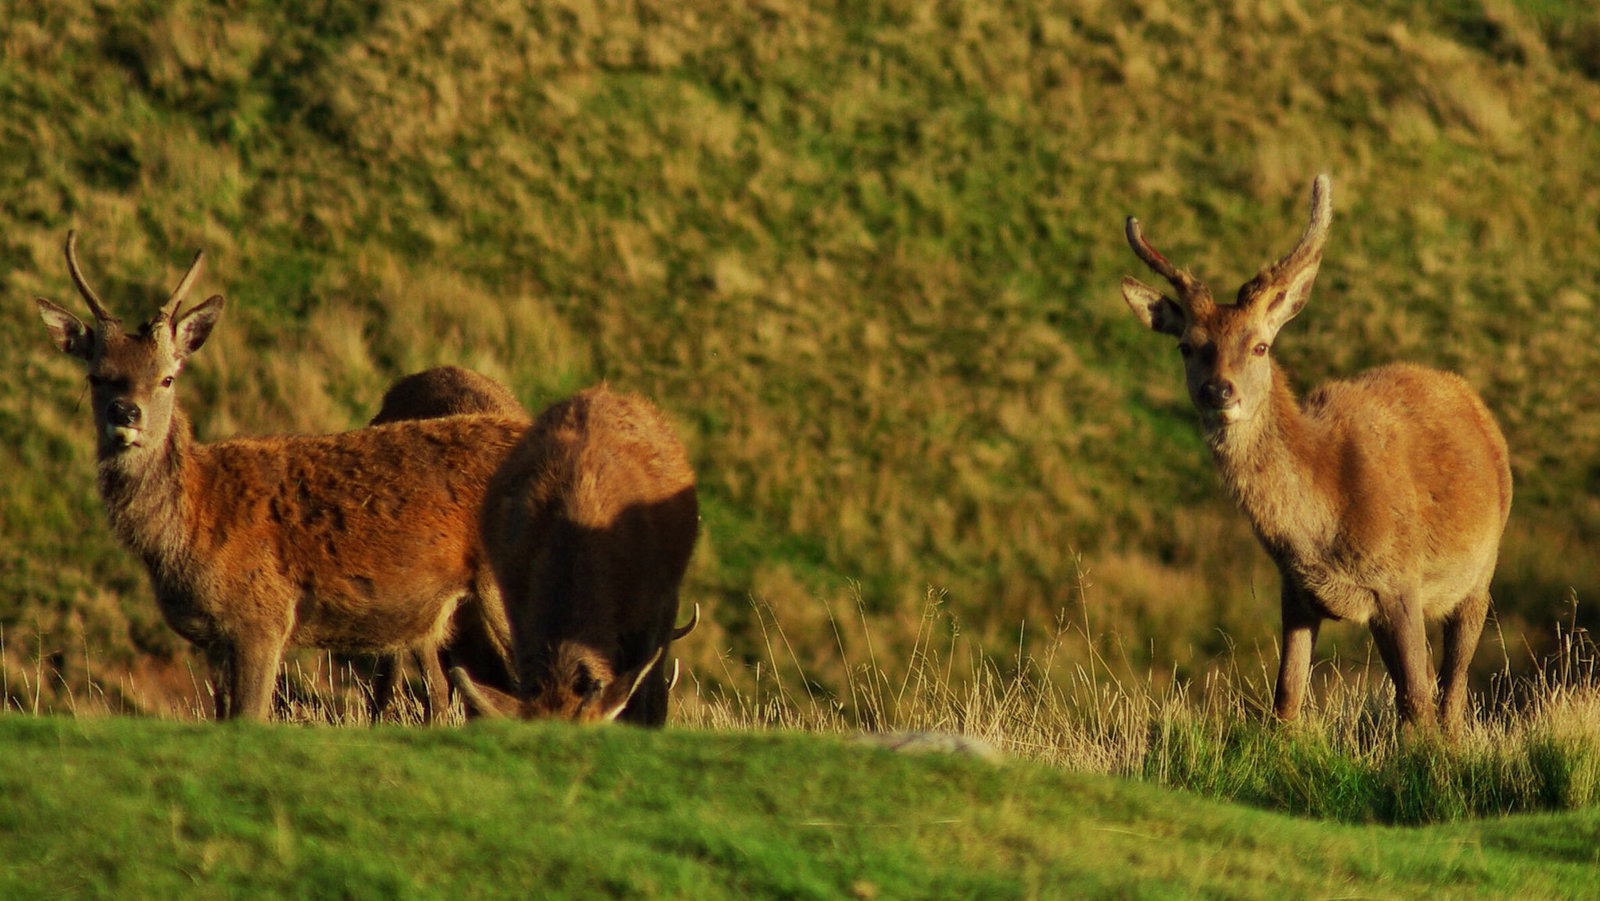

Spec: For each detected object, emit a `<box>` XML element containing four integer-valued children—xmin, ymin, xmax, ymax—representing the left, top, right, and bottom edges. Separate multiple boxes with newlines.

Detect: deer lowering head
<box><xmin>458</xmin><ymin>386</ymin><xmax>701</xmax><ymax>727</ymax></box>
<box><xmin>1120</xmin><ymin>176</ymin><xmax>1512</xmax><ymax>736</ymax></box>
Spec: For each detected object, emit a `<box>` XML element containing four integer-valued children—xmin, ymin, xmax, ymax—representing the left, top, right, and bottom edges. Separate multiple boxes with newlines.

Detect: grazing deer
<box><xmin>1119</xmin><ymin>176</ymin><xmax>1512</xmax><ymax>734</ymax></box>
<box><xmin>363</xmin><ymin>365</ymin><xmax>529</xmax><ymax>720</ymax></box>
<box><xmin>454</xmin><ymin>385</ymin><xmax>700</xmax><ymax>726</ymax></box>
<box><xmin>370</xmin><ymin>365</ymin><xmax>524</xmax><ymax>424</ymax></box>
<box><xmin>33</xmin><ymin>233</ymin><xmax>526</xmax><ymax>721</ymax></box>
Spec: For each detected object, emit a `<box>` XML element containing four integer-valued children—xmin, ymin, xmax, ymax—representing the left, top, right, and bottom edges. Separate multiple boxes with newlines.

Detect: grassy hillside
<box><xmin>2</xmin><ymin>714</ymin><xmax>1598</xmax><ymax>899</ymax></box>
<box><xmin>5</xmin><ymin>0</ymin><xmax>1600</xmax><ymax>711</ymax></box>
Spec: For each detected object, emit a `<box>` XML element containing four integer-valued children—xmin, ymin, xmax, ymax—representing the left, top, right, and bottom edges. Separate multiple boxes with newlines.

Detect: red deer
<box><xmin>370</xmin><ymin>366</ymin><xmax>524</xmax><ymax>424</ymax></box>
<box><xmin>454</xmin><ymin>385</ymin><xmax>699</xmax><ymax>726</ymax></box>
<box><xmin>1119</xmin><ymin>176</ymin><xmax>1512</xmax><ymax>734</ymax></box>
<box><xmin>33</xmin><ymin>233</ymin><xmax>525</xmax><ymax>722</ymax></box>
<box><xmin>363</xmin><ymin>365</ymin><xmax>529</xmax><ymax>720</ymax></box>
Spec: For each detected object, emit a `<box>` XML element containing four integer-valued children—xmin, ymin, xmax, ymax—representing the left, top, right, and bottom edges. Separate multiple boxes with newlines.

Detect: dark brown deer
<box><xmin>454</xmin><ymin>385</ymin><xmax>699</xmax><ymax>726</ymax></box>
<box><xmin>363</xmin><ymin>365</ymin><xmax>529</xmax><ymax>720</ymax></box>
<box><xmin>1119</xmin><ymin>176</ymin><xmax>1512</xmax><ymax>734</ymax></box>
<box><xmin>370</xmin><ymin>366</ymin><xmax>524</xmax><ymax>424</ymax></box>
<box><xmin>33</xmin><ymin>233</ymin><xmax>526</xmax><ymax>721</ymax></box>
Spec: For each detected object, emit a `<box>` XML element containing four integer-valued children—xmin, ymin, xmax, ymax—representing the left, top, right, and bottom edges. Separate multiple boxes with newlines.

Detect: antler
<box><xmin>157</xmin><ymin>248</ymin><xmax>206</xmax><ymax>323</ymax></box>
<box><xmin>1124</xmin><ymin>216</ymin><xmax>1215</xmax><ymax>317</ymax></box>
<box><xmin>670</xmin><ymin>602</ymin><xmax>699</xmax><ymax>641</ymax></box>
<box><xmin>1237</xmin><ymin>174</ymin><xmax>1332</xmax><ymax>311</ymax></box>
<box><xmin>1250</xmin><ymin>175</ymin><xmax>1331</xmax><ymax>289</ymax></box>
<box><xmin>64</xmin><ymin>231</ymin><xmax>118</xmax><ymax>324</ymax></box>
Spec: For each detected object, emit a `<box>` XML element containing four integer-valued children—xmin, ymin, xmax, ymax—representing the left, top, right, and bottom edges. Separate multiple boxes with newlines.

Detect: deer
<box><xmin>451</xmin><ymin>385</ymin><xmax>700</xmax><ymax>726</ymax></box>
<box><xmin>370</xmin><ymin>365</ymin><xmax>525</xmax><ymax>424</ymax></box>
<box><xmin>361</xmin><ymin>365</ymin><xmax>530</xmax><ymax>721</ymax></box>
<box><xmin>1118</xmin><ymin>175</ymin><xmax>1512</xmax><ymax>735</ymax></box>
<box><xmin>33</xmin><ymin>232</ymin><xmax>528</xmax><ymax>722</ymax></box>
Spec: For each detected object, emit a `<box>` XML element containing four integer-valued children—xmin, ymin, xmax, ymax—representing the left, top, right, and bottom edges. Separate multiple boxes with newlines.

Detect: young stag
<box><xmin>363</xmin><ymin>365</ymin><xmax>530</xmax><ymax>719</ymax></box>
<box><xmin>454</xmin><ymin>385</ymin><xmax>699</xmax><ymax>726</ymax></box>
<box><xmin>34</xmin><ymin>233</ymin><xmax>526</xmax><ymax>721</ymax></box>
<box><xmin>1119</xmin><ymin>176</ymin><xmax>1512</xmax><ymax>734</ymax></box>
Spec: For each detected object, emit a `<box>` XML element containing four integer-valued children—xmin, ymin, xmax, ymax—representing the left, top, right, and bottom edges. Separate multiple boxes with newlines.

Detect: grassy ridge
<box><xmin>2</xmin><ymin>714</ymin><xmax>1599</xmax><ymax>899</ymax></box>
<box><xmin>5</xmin><ymin>0</ymin><xmax>1600</xmax><ymax>708</ymax></box>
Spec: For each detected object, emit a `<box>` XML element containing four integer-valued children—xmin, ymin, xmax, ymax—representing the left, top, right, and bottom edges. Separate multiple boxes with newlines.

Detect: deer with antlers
<box><xmin>1118</xmin><ymin>176</ymin><xmax>1512</xmax><ymax>734</ymax></box>
<box><xmin>452</xmin><ymin>385</ymin><xmax>700</xmax><ymax>726</ymax></box>
<box><xmin>33</xmin><ymin>233</ymin><xmax>526</xmax><ymax>721</ymax></box>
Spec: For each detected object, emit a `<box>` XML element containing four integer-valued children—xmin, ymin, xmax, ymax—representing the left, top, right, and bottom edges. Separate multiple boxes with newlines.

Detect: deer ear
<box><xmin>172</xmin><ymin>294</ymin><xmax>224</xmax><ymax>358</ymax></box>
<box><xmin>596</xmin><ymin>647</ymin><xmax>663</xmax><ymax>723</ymax></box>
<box><xmin>448</xmin><ymin>666</ymin><xmax>518</xmax><ymax>720</ymax></box>
<box><xmin>35</xmin><ymin>298</ymin><xmax>95</xmax><ymax>361</ymax></box>
<box><xmin>1120</xmin><ymin>277</ymin><xmax>1185</xmax><ymax>337</ymax></box>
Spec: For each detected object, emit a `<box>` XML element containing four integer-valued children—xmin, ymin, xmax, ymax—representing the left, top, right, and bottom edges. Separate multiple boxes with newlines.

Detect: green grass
<box><xmin>1</xmin><ymin>714</ymin><xmax>1598</xmax><ymax>900</ymax></box>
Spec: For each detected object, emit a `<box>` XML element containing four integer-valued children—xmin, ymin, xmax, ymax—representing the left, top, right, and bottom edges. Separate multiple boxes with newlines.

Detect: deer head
<box><xmin>35</xmin><ymin>232</ymin><xmax>225</xmax><ymax>459</ymax></box>
<box><xmin>1121</xmin><ymin>175</ymin><xmax>1332</xmax><ymax>427</ymax></box>
<box><xmin>522</xmin><ymin>645</ymin><xmax>663</xmax><ymax>723</ymax></box>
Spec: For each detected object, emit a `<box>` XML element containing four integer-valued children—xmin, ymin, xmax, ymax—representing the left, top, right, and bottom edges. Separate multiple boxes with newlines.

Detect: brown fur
<box><xmin>369</xmin><ymin>365</ymin><xmax>525</xmax><ymax>424</ymax></box>
<box><xmin>469</xmin><ymin>385</ymin><xmax>699</xmax><ymax>725</ymax></box>
<box><xmin>1120</xmin><ymin>177</ymin><xmax>1512</xmax><ymax>734</ymax></box>
<box><xmin>362</xmin><ymin>366</ymin><xmax>530</xmax><ymax>721</ymax></box>
<box><xmin>34</xmin><ymin>234</ymin><xmax>525</xmax><ymax>721</ymax></box>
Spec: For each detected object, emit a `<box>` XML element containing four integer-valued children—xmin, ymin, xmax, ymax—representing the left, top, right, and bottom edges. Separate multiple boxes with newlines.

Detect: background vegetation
<box><xmin>4</xmin><ymin>0</ymin><xmax>1600</xmax><ymax>723</ymax></box>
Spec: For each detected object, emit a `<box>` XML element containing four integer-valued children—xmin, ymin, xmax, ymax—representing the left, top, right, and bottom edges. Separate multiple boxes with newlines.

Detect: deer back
<box><xmin>369</xmin><ymin>365</ymin><xmax>527</xmax><ymax>425</ymax></box>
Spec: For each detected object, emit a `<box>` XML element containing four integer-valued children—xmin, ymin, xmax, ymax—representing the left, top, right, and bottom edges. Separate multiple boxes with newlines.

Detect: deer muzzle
<box><xmin>104</xmin><ymin>399</ymin><xmax>143</xmax><ymax>447</ymax></box>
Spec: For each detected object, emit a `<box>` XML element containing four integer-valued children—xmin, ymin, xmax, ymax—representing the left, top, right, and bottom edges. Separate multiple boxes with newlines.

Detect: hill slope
<box><xmin>4</xmin><ymin>0</ymin><xmax>1600</xmax><ymax>707</ymax></box>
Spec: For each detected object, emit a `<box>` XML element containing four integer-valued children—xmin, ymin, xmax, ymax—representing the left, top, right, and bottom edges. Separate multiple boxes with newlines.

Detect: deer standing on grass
<box><xmin>33</xmin><ymin>233</ymin><xmax>526</xmax><ymax>721</ymax></box>
<box><xmin>363</xmin><ymin>365</ymin><xmax>529</xmax><ymax>719</ymax></box>
<box><xmin>453</xmin><ymin>385</ymin><xmax>699</xmax><ymax>726</ymax></box>
<box><xmin>1119</xmin><ymin>176</ymin><xmax>1512</xmax><ymax>734</ymax></box>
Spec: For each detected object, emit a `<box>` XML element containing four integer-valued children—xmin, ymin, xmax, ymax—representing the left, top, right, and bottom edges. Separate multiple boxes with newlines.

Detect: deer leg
<box><xmin>1437</xmin><ymin>592</ymin><xmax>1489</xmax><ymax>735</ymax></box>
<box><xmin>1371</xmin><ymin>594</ymin><xmax>1436</xmax><ymax>732</ymax></box>
<box><xmin>368</xmin><ymin>653</ymin><xmax>399</xmax><ymax>724</ymax></box>
<box><xmin>228</xmin><ymin>638</ymin><xmax>286</xmax><ymax>722</ymax></box>
<box><xmin>412</xmin><ymin>644</ymin><xmax>450</xmax><ymax>725</ymax></box>
<box><xmin>1272</xmin><ymin>583</ymin><xmax>1321</xmax><ymax>722</ymax></box>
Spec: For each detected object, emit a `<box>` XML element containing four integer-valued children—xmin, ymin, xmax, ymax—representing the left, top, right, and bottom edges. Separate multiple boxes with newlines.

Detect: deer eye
<box><xmin>160</xmin><ymin>376</ymin><xmax>175</xmax><ymax>388</ymax></box>
<box><xmin>1252</xmin><ymin>342</ymin><xmax>1269</xmax><ymax>356</ymax></box>
<box><xmin>1178</xmin><ymin>344</ymin><xmax>1194</xmax><ymax>358</ymax></box>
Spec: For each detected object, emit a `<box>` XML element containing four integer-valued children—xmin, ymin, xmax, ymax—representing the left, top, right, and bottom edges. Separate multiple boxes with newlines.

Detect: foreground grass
<box><xmin>672</xmin><ymin>591</ymin><xmax>1600</xmax><ymax>825</ymax></box>
<box><xmin>1</xmin><ymin>714</ymin><xmax>1597</xmax><ymax>900</ymax></box>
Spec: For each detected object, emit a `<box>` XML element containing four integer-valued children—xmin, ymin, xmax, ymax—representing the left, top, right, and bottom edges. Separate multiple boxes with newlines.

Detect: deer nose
<box><xmin>107</xmin><ymin>399</ymin><xmax>142</xmax><ymax>427</ymax></box>
<box><xmin>1199</xmin><ymin>379</ymin><xmax>1235</xmax><ymax>409</ymax></box>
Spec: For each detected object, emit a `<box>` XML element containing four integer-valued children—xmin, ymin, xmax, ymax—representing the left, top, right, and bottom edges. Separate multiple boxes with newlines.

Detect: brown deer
<box><xmin>370</xmin><ymin>366</ymin><xmax>524</xmax><ymax>424</ymax></box>
<box><xmin>33</xmin><ymin>233</ymin><xmax>526</xmax><ymax>722</ymax></box>
<box><xmin>454</xmin><ymin>385</ymin><xmax>699</xmax><ymax>726</ymax></box>
<box><xmin>1119</xmin><ymin>176</ymin><xmax>1512</xmax><ymax>734</ymax></box>
<box><xmin>363</xmin><ymin>365</ymin><xmax>529</xmax><ymax>720</ymax></box>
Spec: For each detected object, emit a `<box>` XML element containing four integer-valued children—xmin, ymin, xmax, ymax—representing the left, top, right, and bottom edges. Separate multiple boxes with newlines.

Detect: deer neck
<box><xmin>1204</xmin><ymin>361</ymin><xmax>1335</xmax><ymax>557</ymax></box>
<box><xmin>96</xmin><ymin>409</ymin><xmax>196</xmax><ymax>575</ymax></box>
